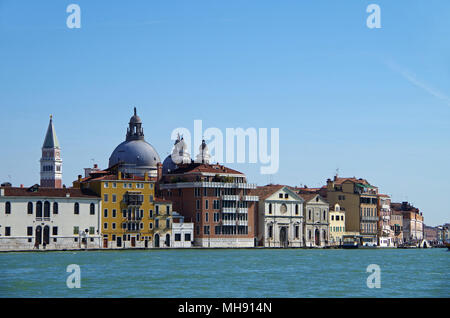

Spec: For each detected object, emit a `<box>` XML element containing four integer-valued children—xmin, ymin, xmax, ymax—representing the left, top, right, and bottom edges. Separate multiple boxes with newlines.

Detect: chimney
<box><xmin>78</xmin><ymin>175</ymin><xmax>82</xmax><ymax>183</ymax></box>
<box><xmin>20</xmin><ymin>184</ymin><xmax>24</xmax><ymax>188</ymax></box>
<box><xmin>156</xmin><ymin>163</ymin><xmax>162</xmax><ymax>182</ymax></box>
<box><xmin>94</xmin><ymin>164</ymin><xmax>98</xmax><ymax>169</ymax></box>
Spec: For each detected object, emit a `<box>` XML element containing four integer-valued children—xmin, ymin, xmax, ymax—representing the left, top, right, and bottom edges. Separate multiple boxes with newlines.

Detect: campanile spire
<box><xmin>40</xmin><ymin>115</ymin><xmax>62</xmax><ymax>188</ymax></box>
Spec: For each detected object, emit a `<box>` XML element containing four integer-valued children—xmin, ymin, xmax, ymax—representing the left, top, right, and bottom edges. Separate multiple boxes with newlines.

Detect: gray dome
<box><xmin>162</xmin><ymin>155</ymin><xmax>178</xmax><ymax>175</ymax></box>
<box><xmin>109</xmin><ymin>140</ymin><xmax>161</xmax><ymax>168</ymax></box>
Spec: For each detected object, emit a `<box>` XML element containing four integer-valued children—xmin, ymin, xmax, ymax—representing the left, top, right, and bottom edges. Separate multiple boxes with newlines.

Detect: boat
<box><xmin>446</xmin><ymin>242</ymin><xmax>450</xmax><ymax>250</ymax></box>
<box><xmin>342</xmin><ymin>234</ymin><xmax>360</xmax><ymax>249</ymax></box>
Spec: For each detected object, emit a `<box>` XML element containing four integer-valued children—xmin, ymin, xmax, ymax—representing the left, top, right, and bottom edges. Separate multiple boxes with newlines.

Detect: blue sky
<box><xmin>0</xmin><ymin>1</ymin><xmax>449</xmax><ymax>226</ymax></box>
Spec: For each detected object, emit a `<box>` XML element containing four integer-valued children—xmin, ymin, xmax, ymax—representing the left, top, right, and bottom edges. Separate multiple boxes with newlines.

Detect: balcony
<box><xmin>222</xmin><ymin>207</ymin><xmax>236</xmax><ymax>213</ymax></box>
<box><xmin>222</xmin><ymin>219</ymin><xmax>236</xmax><ymax>226</ymax></box>
<box><xmin>123</xmin><ymin>192</ymin><xmax>144</xmax><ymax>206</ymax></box>
<box><xmin>243</xmin><ymin>195</ymin><xmax>258</xmax><ymax>202</ymax></box>
<box><xmin>222</xmin><ymin>195</ymin><xmax>240</xmax><ymax>201</ymax></box>
<box><xmin>237</xmin><ymin>208</ymin><xmax>248</xmax><ymax>213</ymax></box>
<box><xmin>159</xmin><ymin>181</ymin><xmax>257</xmax><ymax>190</ymax></box>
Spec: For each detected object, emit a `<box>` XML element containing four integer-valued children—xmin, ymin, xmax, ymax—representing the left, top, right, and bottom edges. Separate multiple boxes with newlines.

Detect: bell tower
<box><xmin>40</xmin><ymin>115</ymin><xmax>62</xmax><ymax>188</ymax></box>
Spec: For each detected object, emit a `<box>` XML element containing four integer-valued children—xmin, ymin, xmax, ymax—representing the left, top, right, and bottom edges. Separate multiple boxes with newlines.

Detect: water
<box><xmin>0</xmin><ymin>248</ymin><xmax>448</xmax><ymax>297</ymax></box>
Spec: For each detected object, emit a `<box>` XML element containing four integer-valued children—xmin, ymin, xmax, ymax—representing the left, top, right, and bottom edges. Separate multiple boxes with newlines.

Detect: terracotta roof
<box><xmin>166</xmin><ymin>163</ymin><xmax>244</xmax><ymax>176</ymax></box>
<box><xmin>332</xmin><ymin>177</ymin><xmax>378</xmax><ymax>189</ymax></box>
<box><xmin>1</xmin><ymin>186</ymin><xmax>99</xmax><ymax>198</ymax></box>
<box><xmin>250</xmin><ymin>185</ymin><xmax>284</xmax><ymax>201</ymax></box>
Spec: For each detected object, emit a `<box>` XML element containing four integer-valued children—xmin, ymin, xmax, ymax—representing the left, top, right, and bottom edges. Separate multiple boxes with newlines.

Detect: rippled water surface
<box><xmin>0</xmin><ymin>249</ymin><xmax>448</xmax><ymax>297</ymax></box>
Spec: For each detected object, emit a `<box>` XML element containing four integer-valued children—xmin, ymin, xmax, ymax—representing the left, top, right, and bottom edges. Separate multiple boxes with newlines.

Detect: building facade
<box><xmin>159</xmin><ymin>137</ymin><xmax>258</xmax><ymax>247</ymax></box>
<box><xmin>0</xmin><ymin>185</ymin><xmax>101</xmax><ymax>251</ymax></box>
<box><xmin>252</xmin><ymin>185</ymin><xmax>304</xmax><ymax>247</ymax></box>
<box><xmin>390</xmin><ymin>210</ymin><xmax>403</xmax><ymax>246</ymax></box>
<box><xmin>298</xmin><ymin>192</ymin><xmax>329</xmax><ymax>247</ymax></box>
<box><xmin>329</xmin><ymin>203</ymin><xmax>345</xmax><ymax>246</ymax></box>
<box><xmin>73</xmin><ymin>165</ymin><xmax>172</xmax><ymax>248</ymax></box>
<box><xmin>378</xmin><ymin>194</ymin><xmax>393</xmax><ymax>247</ymax></box>
<box><xmin>391</xmin><ymin>202</ymin><xmax>424</xmax><ymax>244</ymax></box>
<box><xmin>171</xmin><ymin>212</ymin><xmax>194</xmax><ymax>248</ymax></box>
<box><xmin>325</xmin><ymin>177</ymin><xmax>378</xmax><ymax>246</ymax></box>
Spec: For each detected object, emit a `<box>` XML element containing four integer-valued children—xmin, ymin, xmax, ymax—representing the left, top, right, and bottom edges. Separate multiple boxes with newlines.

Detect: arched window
<box><xmin>295</xmin><ymin>204</ymin><xmax>299</xmax><ymax>215</ymax></box>
<box><xmin>308</xmin><ymin>210</ymin><xmax>311</xmax><ymax>220</ymax></box>
<box><xmin>36</xmin><ymin>201</ymin><xmax>42</xmax><ymax>217</ymax></box>
<box><xmin>5</xmin><ymin>202</ymin><xmax>11</xmax><ymax>214</ymax></box>
<box><xmin>53</xmin><ymin>202</ymin><xmax>58</xmax><ymax>214</ymax></box>
<box><xmin>268</xmin><ymin>203</ymin><xmax>272</xmax><ymax>214</ymax></box>
<box><xmin>90</xmin><ymin>203</ymin><xmax>95</xmax><ymax>215</ymax></box>
<box><xmin>74</xmin><ymin>202</ymin><xmax>79</xmax><ymax>214</ymax></box>
<box><xmin>44</xmin><ymin>201</ymin><xmax>50</xmax><ymax>217</ymax></box>
<box><xmin>27</xmin><ymin>202</ymin><xmax>33</xmax><ymax>214</ymax></box>
<box><xmin>323</xmin><ymin>210</ymin><xmax>326</xmax><ymax>220</ymax></box>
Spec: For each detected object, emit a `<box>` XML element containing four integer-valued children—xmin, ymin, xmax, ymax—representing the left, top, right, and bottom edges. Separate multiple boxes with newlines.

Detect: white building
<box><xmin>0</xmin><ymin>185</ymin><xmax>102</xmax><ymax>251</ymax></box>
<box><xmin>171</xmin><ymin>212</ymin><xmax>194</xmax><ymax>248</ymax></box>
<box><xmin>298</xmin><ymin>192</ymin><xmax>330</xmax><ymax>247</ymax></box>
<box><xmin>253</xmin><ymin>185</ymin><xmax>304</xmax><ymax>248</ymax></box>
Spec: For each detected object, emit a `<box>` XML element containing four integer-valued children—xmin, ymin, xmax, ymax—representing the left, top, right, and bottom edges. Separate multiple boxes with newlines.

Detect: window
<box><xmin>149</xmin><ymin>209</ymin><xmax>153</xmax><ymax>218</ymax></box>
<box><xmin>166</xmin><ymin>219</ymin><xmax>170</xmax><ymax>228</ymax></box>
<box><xmin>196</xmin><ymin>212</ymin><xmax>200</xmax><ymax>222</ymax></box>
<box><xmin>27</xmin><ymin>226</ymin><xmax>33</xmax><ymax>236</ymax></box>
<box><xmin>90</xmin><ymin>203</ymin><xmax>95</xmax><ymax>215</ymax></box>
<box><xmin>27</xmin><ymin>202</ymin><xmax>33</xmax><ymax>214</ymax></box>
<box><xmin>184</xmin><ymin>233</ymin><xmax>191</xmax><ymax>241</ymax></box>
<box><xmin>279</xmin><ymin>193</ymin><xmax>283</xmax><ymax>198</ymax></box>
<box><xmin>53</xmin><ymin>202</ymin><xmax>58</xmax><ymax>214</ymax></box>
<box><xmin>155</xmin><ymin>219</ymin><xmax>159</xmax><ymax>228</ymax></box>
<box><xmin>74</xmin><ymin>203</ymin><xmax>79</xmax><ymax>214</ymax></box>
<box><xmin>205</xmin><ymin>212</ymin><xmax>209</xmax><ymax>222</ymax></box>
<box><xmin>89</xmin><ymin>227</ymin><xmax>95</xmax><ymax>234</ymax></box>
<box><xmin>308</xmin><ymin>210</ymin><xmax>312</xmax><ymax>220</ymax></box>
<box><xmin>204</xmin><ymin>226</ymin><xmax>210</xmax><ymax>235</ymax></box>
<box><xmin>112</xmin><ymin>194</ymin><xmax>117</xmax><ymax>203</ymax></box>
<box><xmin>205</xmin><ymin>200</ymin><xmax>209</xmax><ymax>210</ymax></box>
<box><xmin>73</xmin><ymin>226</ymin><xmax>79</xmax><ymax>235</ymax></box>
<box><xmin>104</xmin><ymin>182</ymin><xmax>109</xmax><ymax>188</ymax></box>
<box><xmin>104</xmin><ymin>194</ymin><xmax>108</xmax><ymax>202</ymax></box>
<box><xmin>285</xmin><ymin>193</ymin><xmax>289</xmax><ymax>199</ymax></box>
<box><xmin>104</xmin><ymin>223</ymin><xmax>108</xmax><ymax>229</ymax></box>
<box><xmin>149</xmin><ymin>222</ymin><xmax>153</xmax><ymax>229</ymax></box>
<box><xmin>196</xmin><ymin>200</ymin><xmax>200</xmax><ymax>210</ymax></box>
<box><xmin>112</xmin><ymin>234</ymin><xmax>116</xmax><ymax>241</ymax></box>
<box><xmin>295</xmin><ymin>204</ymin><xmax>299</xmax><ymax>215</ymax></box>
<box><xmin>36</xmin><ymin>201</ymin><xmax>42</xmax><ymax>217</ymax></box>
<box><xmin>175</xmin><ymin>234</ymin><xmax>181</xmax><ymax>241</ymax></box>
<box><xmin>44</xmin><ymin>201</ymin><xmax>50</xmax><ymax>217</ymax></box>
<box><xmin>112</xmin><ymin>223</ymin><xmax>116</xmax><ymax>230</ymax></box>
<box><xmin>52</xmin><ymin>227</ymin><xmax>58</xmax><ymax>236</ymax></box>
<box><xmin>112</xmin><ymin>209</ymin><xmax>116</xmax><ymax>217</ymax></box>
<box><xmin>295</xmin><ymin>225</ymin><xmax>299</xmax><ymax>238</ymax></box>
<box><xmin>5</xmin><ymin>202</ymin><xmax>11</xmax><ymax>214</ymax></box>
<box><xmin>331</xmin><ymin>215</ymin><xmax>334</xmax><ymax>221</ymax></box>
<box><xmin>323</xmin><ymin>210</ymin><xmax>326</xmax><ymax>220</ymax></box>
<box><xmin>268</xmin><ymin>225</ymin><xmax>273</xmax><ymax>238</ymax></box>
<box><xmin>155</xmin><ymin>205</ymin><xmax>159</xmax><ymax>215</ymax></box>
<box><xmin>5</xmin><ymin>227</ymin><xmax>11</xmax><ymax>236</ymax></box>
<box><xmin>166</xmin><ymin>205</ymin><xmax>170</xmax><ymax>215</ymax></box>
<box><xmin>104</xmin><ymin>209</ymin><xmax>108</xmax><ymax>218</ymax></box>
<box><xmin>149</xmin><ymin>195</ymin><xmax>154</xmax><ymax>202</ymax></box>
<box><xmin>269</xmin><ymin>203</ymin><xmax>272</xmax><ymax>214</ymax></box>
<box><xmin>112</xmin><ymin>183</ymin><xmax>116</xmax><ymax>188</ymax></box>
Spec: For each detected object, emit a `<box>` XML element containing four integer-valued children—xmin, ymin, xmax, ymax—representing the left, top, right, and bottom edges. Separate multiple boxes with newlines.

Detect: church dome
<box><xmin>162</xmin><ymin>154</ymin><xmax>178</xmax><ymax>175</ymax></box>
<box><xmin>109</xmin><ymin>140</ymin><xmax>160</xmax><ymax>168</ymax></box>
<box><xmin>108</xmin><ymin>108</ymin><xmax>161</xmax><ymax>175</ymax></box>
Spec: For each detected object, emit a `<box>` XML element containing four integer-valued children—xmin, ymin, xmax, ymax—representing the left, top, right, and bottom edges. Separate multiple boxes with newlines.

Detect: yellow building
<box><xmin>329</xmin><ymin>203</ymin><xmax>345</xmax><ymax>246</ymax></box>
<box><xmin>73</xmin><ymin>165</ymin><xmax>172</xmax><ymax>248</ymax></box>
